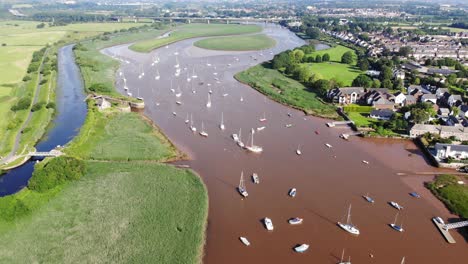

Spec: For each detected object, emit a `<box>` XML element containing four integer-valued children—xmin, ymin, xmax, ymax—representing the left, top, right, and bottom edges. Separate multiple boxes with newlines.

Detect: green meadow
<box><xmin>130</xmin><ymin>23</ymin><xmax>262</xmax><ymax>52</ymax></box>
<box><xmin>306</xmin><ymin>45</ymin><xmax>357</xmax><ymax>64</ymax></box>
<box><xmin>194</xmin><ymin>34</ymin><xmax>276</xmax><ymax>51</ymax></box>
<box><xmin>304</xmin><ymin>62</ymin><xmax>362</xmax><ymax>86</ymax></box>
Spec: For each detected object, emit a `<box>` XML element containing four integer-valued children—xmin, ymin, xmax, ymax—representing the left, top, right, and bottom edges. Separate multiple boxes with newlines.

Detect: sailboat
<box><xmin>190</xmin><ymin>114</ymin><xmax>197</xmax><ymax>132</ymax></box>
<box><xmin>192</xmin><ymin>68</ymin><xmax>198</xmax><ymax>79</ymax></box>
<box><xmin>337</xmin><ymin>204</ymin><xmax>360</xmax><ymax>235</ymax></box>
<box><xmin>174</xmin><ymin>56</ymin><xmax>180</xmax><ymax>68</ymax></box>
<box><xmin>294</xmin><ymin>244</ymin><xmax>309</xmax><ymax>253</ymax></box>
<box><xmin>338</xmin><ymin>248</ymin><xmax>351</xmax><ymax>264</ymax></box>
<box><xmin>400</xmin><ymin>257</ymin><xmax>406</xmax><ymax>264</ymax></box>
<box><xmin>170</xmin><ymin>80</ymin><xmax>175</xmax><ymax>93</ymax></box>
<box><xmin>390</xmin><ymin>212</ymin><xmax>404</xmax><ymax>232</ymax></box>
<box><xmin>185</xmin><ymin>113</ymin><xmax>190</xmax><ymax>124</ymax></box>
<box><xmin>220</xmin><ymin>112</ymin><xmax>225</xmax><ymax>130</ymax></box>
<box><xmin>175</xmin><ymin>86</ymin><xmax>182</xmax><ymax>98</ymax></box>
<box><xmin>259</xmin><ymin>112</ymin><xmax>267</xmax><ymax>122</ymax></box>
<box><xmin>238</xmin><ymin>171</ymin><xmax>248</xmax><ymax>197</ymax></box>
<box><xmin>237</xmin><ymin>128</ymin><xmax>245</xmax><ymax>148</ymax></box>
<box><xmin>199</xmin><ymin>122</ymin><xmax>208</xmax><ymax>137</ymax></box>
<box><xmin>240</xmin><ymin>96</ymin><xmax>244</xmax><ymax>102</ymax></box>
<box><xmin>296</xmin><ymin>144</ymin><xmax>302</xmax><ymax>155</ymax></box>
<box><xmin>206</xmin><ymin>59</ymin><xmax>211</xmax><ymax>67</ymax></box>
<box><xmin>363</xmin><ymin>193</ymin><xmax>375</xmax><ymax>203</ymax></box>
<box><xmin>155</xmin><ymin>68</ymin><xmax>160</xmax><ymax>80</ymax></box>
<box><xmin>206</xmin><ymin>93</ymin><xmax>212</xmax><ymax>108</ymax></box>
<box><xmin>239</xmin><ymin>237</ymin><xmax>250</xmax><ymax>246</ymax></box>
<box><xmin>246</xmin><ymin>128</ymin><xmax>263</xmax><ymax>153</ymax></box>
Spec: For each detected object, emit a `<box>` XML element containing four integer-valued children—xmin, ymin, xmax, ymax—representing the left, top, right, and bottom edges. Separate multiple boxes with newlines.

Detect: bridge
<box><xmin>326</xmin><ymin>121</ymin><xmax>354</xmax><ymax>127</ymax></box>
<box><xmin>443</xmin><ymin>220</ymin><xmax>468</xmax><ymax>230</ymax></box>
<box><xmin>28</xmin><ymin>150</ymin><xmax>62</xmax><ymax>158</ymax></box>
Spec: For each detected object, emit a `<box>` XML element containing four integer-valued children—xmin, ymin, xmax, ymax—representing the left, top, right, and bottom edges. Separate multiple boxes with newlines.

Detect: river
<box><xmin>110</xmin><ymin>24</ymin><xmax>467</xmax><ymax>263</ymax></box>
<box><xmin>0</xmin><ymin>44</ymin><xmax>87</xmax><ymax>196</ymax></box>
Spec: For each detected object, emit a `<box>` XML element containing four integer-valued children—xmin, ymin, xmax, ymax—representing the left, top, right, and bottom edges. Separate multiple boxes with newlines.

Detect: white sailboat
<box><xmin>185</xmin><ymin>113</ymin><xmax>190</xmax><ymax>124</ymax></box>
<box><xmin>252</xmin><ymin>173</ymin><xmax>259</xmax><ymax>184</ymax></box>
<box><xmin>363</xmin><ymin>193</ymin><xmax>375</xmax><ymax>203</ymax></box>
<box><xmin>337</xmin><ymin>204</ymin><xmax>360</xmax><ymax>235</ymax></box>
<box><xmin>246</xmin><ymin>128</ymin><xmax>263</xmax><ymax>153</ymax></box>
<box><xmin>174</xmin><ymin>56</ymin><xmax>180</xmax><ymax>68</ymax></box>
<box><xmin>237</xmin><ymin>128</ymin><xmax>245</xmax><ymax>148</ymax></box>
<box><xmin>338</xmin><ymin>248</ymin><xmax>351</xmax><ymax>264</ymax></box>
<box><xmin>239</xmin><ymin>237</ymin><xmax>250</xmax><ymax>246</ymax></box>
<box><xmin>263</xmin><ymin>217</ymin><xmax>274</xmax><ymax>230</ymax></box>
<box><xmin>190</xmin><ymin>114</ymin><xmax>197</xmax><ymax>132</ymax></box>
<box><xmin>206</xmin><ymin>93</ymin><xmax>212</xmax><ymax>108</ymax></box>
<box><xmin>175</xmin><ymin>86</ymin><xmax>182</xmax><ymax>98</ymax></box>
<box><xmin>220</xmin><ymin>112</ymin><xmax>225</xmax><ymax>130</ymax></box>
<box><xmin>199</xmin><ymin>122</ymin><xmax>208</xmax><ymax>137</ymax></box>
<box><xmin>155</xmin><ymin>68</ymin><xmax>160</xmax><ymax>80</ymax></box>
<box><xmin>238</xmin><ymin>171</ymin><xmax>248</xmax><ymax>197</ymax></box>
<box><xmin>170</xmin><ymin>80</ymin><xmax>175</xmax><ymax>93</ymax></box>
<box><xmin>390</xmin><ymin>212</ymin><xmax>404</xmax><ymax>232</ymax></box>
<box><xmin>259</xmin><ymin>112</ymin><xmax>267</xmax><ymax>122</ymax></box>
<box><xmin>294</xmin><ymin>244</ymin><xmax>309</xmax><ymax>253</ymax></box>
<box><xmin>240</xmin><ymin>96</ymin><xmax>244</xmax><ymax>102</ymax></box>
<box><xmin>296</xmin><ymin>144</ymin><xmax>302</xmax><ymax>155</ymax></box>
<box><xmin>192</xmin><ymin>68</ymin><xmax>198</xmax><ymax>79</ymax></box>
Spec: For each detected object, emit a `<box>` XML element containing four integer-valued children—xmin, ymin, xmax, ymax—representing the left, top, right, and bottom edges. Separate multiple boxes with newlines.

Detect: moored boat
<box><xmin>337</xmin><ymin>204</ymin><xmax>360</xmax><ymax>235</ymax></box>
<box><xmin>294</xmin><ymin>244</ymin><xmax>309</xmax><ymax>253</ymax></box>
<box><xmin>238</xmin><ymin>171</ymin><xmax>248</xmax><ymax>198</ymax></box>
<box><xmin>389</xmin><ymin>201</ymin><xmax>404</xmax><ymax>210</ymax></box>
<box><xmin>252</xmin><ymin>173</ymin><xmax>259</xmax><ymax>184</ymax></box>
<box><xmin>263</xmin><ymin>217</ymin><xmax>274</xmax><ymax>230</ymax></box>
<box><xmin>289</xmin><ymin>188</ymin><xmax>297</xmax><ymax>197</ymax></box>
<box><xmin>363</xmin><ymin>193</ymin><xmax>375</xmax><ymax>203</ymax></box>
<box><xmin>239</xmin><ymin>237</ymin><xmax>250</xmax><ymax>246</ymax></box>
<box><xmin>289</xmin><ymin>217</ymin><xmax>303</xmax><ymax>225</ymax></box>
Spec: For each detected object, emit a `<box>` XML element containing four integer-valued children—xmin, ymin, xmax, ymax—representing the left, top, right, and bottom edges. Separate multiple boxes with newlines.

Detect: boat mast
<box><xmin>250</xmin><ymin>129</ymin><xmax>254</xmax><ymax>147</ymax></box>
<box><xmin>340</xmin><ymin>249</ymin><xmax>345</xmax><ymax>262</ymax></box>
<box><xmin>393</xmin><ymin>212</ymin><xmax>399</xmax><ymax>225</ymax></box>
<box><xmin>239</xmin><ymin>171</ymin><xmax>245</xmax><ymax>190</ymax></box>
<box><xmin>221</xmin><ymin>112</ymin><xmax>224</xmax><ymax>125</ymax></box>
<box><xmin>239</xmin><ymin>128</ymin><xmax>242</xmax><ymax>141</ymax></box>
<box><xmin>347</xmin><ymin>204</ymin><xmax>352</xmax><ymax>225</ymax></box>
<box><xmin>401</xmin><ymin>257</ymin><xmax>405</xmax><ymax>264</ymax></box>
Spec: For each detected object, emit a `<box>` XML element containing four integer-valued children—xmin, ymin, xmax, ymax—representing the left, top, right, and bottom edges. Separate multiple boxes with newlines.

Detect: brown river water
<box><xmin>102</xmin><ymin>24</ymin><xmax>467</xmax><ymax>263</ymax></box>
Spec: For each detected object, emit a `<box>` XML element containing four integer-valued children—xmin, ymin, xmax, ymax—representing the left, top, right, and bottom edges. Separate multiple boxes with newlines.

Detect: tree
<box><xmin>447</xmin><ymin>74</ymin><xmax>457</xmax><ymax>85</ymax></box>
<box><xmin>299</xmin><ymin>45</ymin><xmax>315</xmax><ymax>54</ymax></box>
<box><xmin>315</xmin><ymin>54</ymin><xmax>322</xmax><ymax>63</ymax></box>
<box><xmin>312</xmin><ymin>79</ymin><xmax>330</xmax><ymax>96</ymax></box>
<box><xmin>398</xmin><ymin>46</ymin><xmax>412</xmax><ymax>57</ymax></box>
<box><xmin>272</xmin><ymin>52</ymin><xmax>291</xmax><ymax>69</ymax></box>
<box><xmin>322</xmin><ymin>53</ymin><xmax>330</xmax><ymax>62</ymax></box>
<box><xmin>380</xmin><ymin>66</ymin><xmax>393</xmax><ymax>80</ymax></box>
<box><xmin>411</xmin><ymin>108</ymin><xmax>429</xmax><ymax>123</ymax></box>
<box><xmin>352</xmin><ymin>74</ymin><xmax>373</xmax><ymax>88</ymax></box>
<box><xmin>358</xmin><ymin>58</ymin><xmax>369</xmax><ymax>71</ymax></box>
<box><xmin>305</xmin><ymin>27</ymin><xmax>321</xmax><ymax>39</ymax></box>
<box><xmin>372</xmin><ymin>79</ymin><xmax>381</xmax><ymax>88</ymax></box>
<box><xmin>292</xmin><ymin>50</ymin><xmax>305</xmax><ymax>63</ymax></box>
<box><xmin>295</xmin><ymin>66</ymin><xmax>314</xmax><ymax>83</ymax></box>
<box><xmin>382</xmin><ymin>79</ymin><xmax>393</xmax><ymax>88</ymax></box>
<box><xmin>341</xmin><ymin>51</ymin><xmax>354</xmax><ymax>64</ymax></box>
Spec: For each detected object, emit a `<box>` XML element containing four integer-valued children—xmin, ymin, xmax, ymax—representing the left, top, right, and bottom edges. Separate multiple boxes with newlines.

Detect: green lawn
<box><xmin>130</xmin><ymin>23</ymin><xmax>262</xmax><ymax>52</ymax></box>
<box><xmin>306</xmin><ymin>45</ymin><xmax>357</xmax><ymax>64</ymax></box>
<box><xmin>426</xmin><ymin>174</ymin><xmax>468</xmax><ymax>218</ymax></box>
<box><xmin>304</xmin><ymin>62</ymin><xmax>362</xmax><ymax>86</ymax></box>
<box><xmin>66</xmin><ymin>107</ymin><xmax>180</xmax><ymax>162</ymax></box>
<box><xmin>347</xmin><ymin>112</ymin><xmax>375</xmax><ymax>127</ymax></box>
<box><xmin>194</xmin><ymin>34</ymin><xmax>275</xmax><ymax>51</ymax></box>
<box><xmin>235</xmin><ymin>64</ymin><xmax>338</xmax><ymax>119</ymax></box>
<box><xmin>0</xmin><ymin>161</ymin><xmax>207</xmax><ymax>263</ymax></box>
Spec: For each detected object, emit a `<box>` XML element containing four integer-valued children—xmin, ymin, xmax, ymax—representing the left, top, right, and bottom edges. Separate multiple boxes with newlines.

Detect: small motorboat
<box><xmin>289</xmin><ymin>188</ymin><xmax>297</xmax><ymax>197</ymax></box>
<box><xmin>232</xmin><ymin>134</ymin><xmax>239</xmax><ymax>142</ymax></box>
<box><xmin>264</xmin><ymin>217</ymin><xmax>274</xmax><ymax>231</ymax></box>
<box><xmin>222</xmin><ymin>93</ymin><xmax>229</xmax><ymax>97</ymax></box>
<box><xmin>390</xmin><ymin>223</ymin><xmax>404</xmax><ymax>232</ymax></box>
<box><xmin>285</xmin><ymin>124</ymin><xmax>293</xmax><ymax>128</ymax></box>
<box><xmin>289</xmin><ymin>217</ymin><xmax>303</xmax><ymax>225</ymax></box>
<box><xmin>176</xmin><ymin>101</ymin><xmax>182</xmax><ymax>105</ymax></box>
<box><xmin>252</xmin><ymin>173</ymin><xmax>260</xmax><ymax>184</ymax></box>
<box><xmin>172</xmin><ymin>112</ymin><xmax>177</xmax><ymax>116</ymax></box>
<box><xmin>239</xmin><ymin>237</ymin><xmax>250</xmax><ymax>246</ymax></box>
<box><xmin>340</xmin><ymin>134</ymin><xmax>349</xmax><ymax>140</ymax></box>
<box><xmin>409</xmin><ymin>192</ymin><xmax>421</xmax><ymax>198</ymax></box>
<box><xmin>294</xmin><ymin>244</ymin><xmax>309</xmax><ymax>253</ymax></box>
<box><xmin>257</xmin><ymin>126</ymin><xmax>265</xmax><ymax>131</ymax></box>
<box><xmin>362</xmin><ymin>160</ymin><xmax>369</xmax><ymax>164</ymax></box>
<box><xmin>137</xmin><ymin>97</ymin><xmax>143</xmax><ymax>101</ymax></box>
<box><xmin>315</xmin><ymin>130</ymin><xmax>319</xmax><ymax>135</ymax></box>
<box><xmin>363</xmin><ymin>193</ymin><xmax>375</xmax><ymax>203</ymax></box>
<box><xmin>325</xmin><ymin>143</ymin><xmax>332</xmax><ymax>148</ymax></box>
<box><xmin>296</xmin><ymin>149</ymin><xmax>302</xmax><ymax>155</ymax></box>
<box><xmin>389</xmin><ymin>201</ymin><xmax>404</xmax><ymax>210</ymax></box>
<box><xmin>127</xmin><ymin>92</ymin><xmax>132</xmax><ymax>96</ymax></box>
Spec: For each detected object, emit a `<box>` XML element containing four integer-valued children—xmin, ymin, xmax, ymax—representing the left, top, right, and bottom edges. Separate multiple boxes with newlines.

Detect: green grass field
<box><xmin>194</xmin><ymin>34</ymin><xmax>275</xmax><ymax>51</ymax></box>
<box><xmin>304</xmin><ymin>62</ymin><xmax>362</xmax><ymax>86</ymax></box>
<box><xmin>306</xmin><ymin>45</ymin><xmax>357</xmax><ymax>64</ymax></box>
<box><xmin>130</xmin><ymin>23</ymin><xmax>262</xmax><ymax>52</ymax></box>
<box><xmin>235</xmin><ymin>64</ymin><xmax>338</xmax><ymax>119</ymax></box>
<box><xmin>0</xmin><ymin>161</ymin><xmax>207</xmax><ymax>263</ymax></box>
<box><xmin>347</xmin><ymin>112</ymin><xmax>375</xmax><ymax>127</ymax></box>
<box><xmin>426</xmin><ymin>174</ymin><xmax>468</xmax><ymax>218</ymax></box>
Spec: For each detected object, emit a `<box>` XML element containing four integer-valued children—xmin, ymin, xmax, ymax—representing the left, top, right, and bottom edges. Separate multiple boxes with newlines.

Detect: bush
<box><xmin>11</xmin><ymin>97</ymin><xmax>32</xmax><ymax>111</ymax></box>
<box><xmin>341</xmin><ymin>51</ymin><xmax>354</xmax><ymax>64</ymax></box>
<box><xmin>46</xmin><ymin>102</ymin><xmax>56</xmax><ymax>109</ymax></box>
<box><xmin>31</xmin><ymin>102</ymin><xmax>45</xmax><ymax>112</ymax></box>
<box><xmin>88</xmin><ymin>83</ymin><xmax>112</xmax><ymax>93</ymax></box>
<box><xmin>22</xmin><ymin>75</ymin><xmax>32</xmax><ymax>82</ymax></box>
<box><xmin>28</xmin><ymin>157</ymin><xmax>86</xmax><ymax>192</ymax></box>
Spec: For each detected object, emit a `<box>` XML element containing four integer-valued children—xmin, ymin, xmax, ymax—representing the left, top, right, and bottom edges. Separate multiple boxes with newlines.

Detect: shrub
<box><xmin>341</xmin><ymin>51</ymin><xmax>354</xmax><ymax>64</ymax></box>
<box><xmin>28</xmin><ymin>157</ymin><xmax>86</xmax><ymax>192</ymax></box>
<box><xmin>22</xmin><ymin>75</ymin><xmax>32</xmax><ymax>82</ymax></box>
<box><xmin>11</xmin><ymin>97</ymin><xmax>32</xmax><ymax>111</ymax></box>
<box><xmin>31</xmin><ymin>102</ymin><xmax>45</xmax><ymax>112</ymax></box>
<box><xmin>46</xmin><ymin>102</ymin><xmax>56</xmax><ymax>109</ymax></box>
<box><xmin>88</xmin><ymin>83</ymin><xmax>112</xmax><ymax>93</ymax></box>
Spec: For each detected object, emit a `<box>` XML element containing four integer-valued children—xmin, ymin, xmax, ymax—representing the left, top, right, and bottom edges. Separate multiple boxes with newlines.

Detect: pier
<box><xmin>327</xmin><ymin>121</ymin><xmax>354</xmax><ymax>127</ymax></box>
<box><xmin>432</xmin><ymin>218</ymin><xmax>468</xmax><ymax>244</ymax></box>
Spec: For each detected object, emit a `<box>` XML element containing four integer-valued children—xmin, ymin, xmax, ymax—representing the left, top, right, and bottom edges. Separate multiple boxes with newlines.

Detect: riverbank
<box><xmin>193</xmin><ymin>34</ymin><xmax>276</xmax><ymax>51</ymax></box>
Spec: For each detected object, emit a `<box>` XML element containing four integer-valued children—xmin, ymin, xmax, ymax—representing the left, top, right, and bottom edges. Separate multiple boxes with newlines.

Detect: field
<box><xmin>347</xmin><ymin>112</ymin><xmax>375</xmax><ymax>127</ymax></box>
<box><xmin>130</xmin><ymin>23</ymin><xmax>262</xmax><ymax>52</ymax></box>
<box><xmin>304</xmin><ymin>62</ymin><xmax>362</xmax><ymax>86</ymax></box>
<box><xmin>235</xmin><ymin>64</ymin><xmax>338</xmax><ymax>119</ymax></box>
<box><xmin>0</xmin><ymin>105</ymin><xmax>208</xmax><ymax>263</ymax></box>
<box><xmin>306</xmin><ymin>45</ymin><xmax>357</xmax><ymax>64</ymax></box>
<box><xmin>426</xmin><ymin>174</ymin><xmax>468</xmax><ymax>218</ymax></box>
<box><xmin>0</xmin><ymin>161</ymin><xmax>207</xmax><ymax>263</ymax></box>
<box><xmin>194</xmin><ymin>34</ymin><xmax>276</xmax><ymax>51</ymax></box>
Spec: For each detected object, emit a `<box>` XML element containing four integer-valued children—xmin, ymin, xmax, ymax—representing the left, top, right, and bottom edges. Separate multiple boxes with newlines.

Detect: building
<box><xmin>370</xmin><ymin>109</ymin><xmax>394</xmax><ymax>120</ymax></box>
<box><xmin>435</xmin><ymin>143</ymin><xmax>468</xmax><ymax>160</ymax></box>
<box><xmin>409</xmin><ymin>124</ymin><xmax>468</xmax><ymax>141</ymax></box>
<box><xmin>327</xmin><ymin>87</ymin><xmax>364</xmax><ymax>104</ymax></box>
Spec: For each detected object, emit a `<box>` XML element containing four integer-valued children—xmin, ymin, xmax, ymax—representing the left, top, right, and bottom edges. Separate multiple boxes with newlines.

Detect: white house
<box><xmin>393</xmin><ymin>92</ymin><xmax>406</xmax><ymax>106</ymax></box>
<box><xmin>435</xmin><ymin>143</ymin><xmax>468</xmax><ymax>160</ymax></box>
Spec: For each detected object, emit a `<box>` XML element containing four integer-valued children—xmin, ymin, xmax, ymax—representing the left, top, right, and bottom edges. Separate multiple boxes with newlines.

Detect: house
<box><xmin>393</xmin><ymin>70</ymin><xmax>405</xmax><ymax>80</ymax></box>
<box><xmin>458</xmin><ymin>105</ymin><xmax>468</xmax><ymax>118</ymax></box>
<box><xmin>435</xmin><ymin>143</ymin><xmax>468</xmax><ymax>160</ymax></box>
<box><xmin>409</xmin><ymin>124</ymin><xmax>468</xmax><ymax>140</ymax></box>
<box><xmin>405</xmin><ymin>95</ymin><xmax>417</xmax><ymax>105</ymax></box>
<box><xmin>420</xmin><ymin>94</ymin><xmax>437</xmax><ymax>104</ymax></box>
<box><xmin>435</xmin><ymin>88</ymin><xmax>449</xmax><ymax>99</ymax></box>
<box><xmin>95</xmin><ymin>97</ymin><xmax>111</xmax><ymax>110</ymax></box>
<box><xmin>448</xmin><ymin>94</ymin><xmax>463</xmax><ymax>107</ymax></box>
<box><xmin>438</xmin><ymin>108</ymin><xmax>450</xmax><ymax>117</ymax></box>
<box><xmin>370</xmin><ymin>109</ymin><xmax>394</xmax><ymax>120</ymax></box>
<box><xmin>327</xmin><ymin>87</ymin><xmax>364</xmax><ymax>104</ymax></box>
<box><xmin>394</xmin><ymin>92</ymin><xmax>406</xmax><ymax>106</ymax></box>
